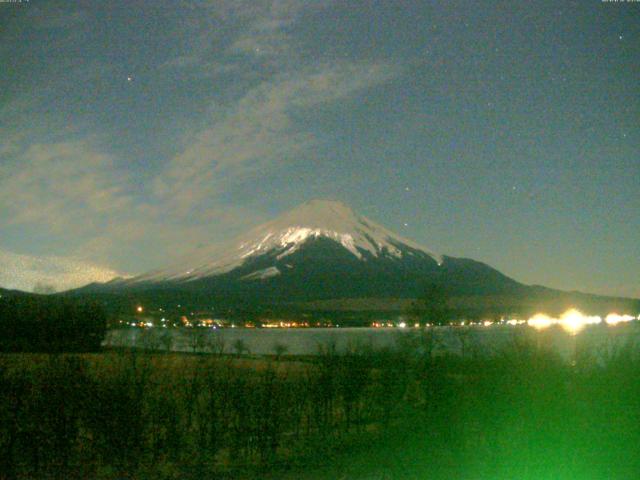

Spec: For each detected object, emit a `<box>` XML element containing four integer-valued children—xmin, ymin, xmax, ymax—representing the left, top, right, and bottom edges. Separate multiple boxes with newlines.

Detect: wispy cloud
<box><xmin>164</xmin><ymin>0</ymin><xmax>333</xmax><ymax>74</ymax></box>
<box><xmin>155</xmin><ymin>0</ymin><xmax>396</xmax><ymax>217</ymax></box>
<box><xmin>222</xmin><ymin>0</ymin><xmax>329</xmax><ymax>58</ymax></box>
<box><xmin>159</xmin><ymin>56</ymin><xmax>240</xmax><ymax>79</ymax></box>
<box><xmin>0</xmin><ymin>139</ymin><xmax>132</xmax><ymax>236</ymax></box>
<box><xmin>0</xmin><ymin>0</ymin><xmax>396</xmax><ymax>289</ymax></box>
<box><xmin>0</xmin><ymin>248</ymin><xmax>125</xmax><ymax>293</ymax></box>
<box><xmin>156</xmin><ymin>62</ymin><xmax>396</xmax><ymax>215</ymax></box>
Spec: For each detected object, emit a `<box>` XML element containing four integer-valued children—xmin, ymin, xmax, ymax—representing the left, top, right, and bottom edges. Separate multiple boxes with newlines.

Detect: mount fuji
<box><xmin>74</xmin><ymin>200</ymin><xmax>637</xmax><ymax>316</ymax></box>
<box><xmin>132</xmin><ymin>199</ymin><xmax>444</xmax><ymax>284</ymax></box>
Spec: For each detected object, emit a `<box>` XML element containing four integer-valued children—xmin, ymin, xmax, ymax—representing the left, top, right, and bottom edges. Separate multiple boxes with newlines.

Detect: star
<box><xmin>127</xmin><ymin>76</ymin><xmax>133</xmax><ymax>82</ymax></box>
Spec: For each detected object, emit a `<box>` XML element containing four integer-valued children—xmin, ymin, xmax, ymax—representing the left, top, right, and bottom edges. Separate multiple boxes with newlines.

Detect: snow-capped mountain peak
<box><xmin>133</xmin><ymin>199</ymin><xmax>442</xmax><ymax>283</ymax></box>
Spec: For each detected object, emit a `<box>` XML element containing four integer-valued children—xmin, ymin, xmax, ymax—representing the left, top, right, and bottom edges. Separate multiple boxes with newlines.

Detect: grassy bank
<box><xmin>1</xmin><ymin>334</ymin><xmax>639</xmax><ymax>479</ymax></box>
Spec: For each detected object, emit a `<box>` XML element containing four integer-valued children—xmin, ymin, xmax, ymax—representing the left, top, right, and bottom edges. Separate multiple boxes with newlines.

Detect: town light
<box><xmin>558</xmin><ymin>308</ymin><xmax>601</xmax><ymax>335</ymax></box>
<box><xmin>605</xmin><ymin>313</ymin><xmax>635</xmax><ymax>325</ymax></box>
<box><xmin>528</xmin><ymin>313</ymin><xmax>554</xmax><ymax>330</ymax></box>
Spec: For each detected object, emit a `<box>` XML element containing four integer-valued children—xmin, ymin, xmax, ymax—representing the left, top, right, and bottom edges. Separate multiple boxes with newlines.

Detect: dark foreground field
<box><xmin>1</xmin><ymin>331</ymin><xmax>639</xmax><ymax>479</ymax></box>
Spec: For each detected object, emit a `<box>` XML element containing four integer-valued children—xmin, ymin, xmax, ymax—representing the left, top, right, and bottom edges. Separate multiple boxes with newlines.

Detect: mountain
<box><xmin>73</xmin><ymin>200</ymin><xmax>638</xmax><ymax>317</ymax></box>
<box><xmin>91</xmin><ymin>199</ymin><xmax>522</xmax><ymax>297</ymax></box>
<box><xmin>128</xmin><ymin>199</ymin><xmax>443</xmax><ymax>283</ymax></box>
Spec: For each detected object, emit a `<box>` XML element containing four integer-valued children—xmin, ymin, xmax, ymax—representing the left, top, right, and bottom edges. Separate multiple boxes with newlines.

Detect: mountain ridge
<box><xmin>119</xmin><ymin>199</ymin><xmax>442</xmax><ymax>285</ymax></box>
<box><xmin>70</xmin><ymin>200</ymin><xmax>639</xmax><ymax>317</ymax></box>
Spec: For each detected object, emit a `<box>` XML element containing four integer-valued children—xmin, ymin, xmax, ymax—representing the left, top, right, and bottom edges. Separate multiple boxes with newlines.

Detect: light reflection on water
<box><xmin>105</xmin><ymin>322</ymin><xmax>640</xmax><ymax>360</ymax></box>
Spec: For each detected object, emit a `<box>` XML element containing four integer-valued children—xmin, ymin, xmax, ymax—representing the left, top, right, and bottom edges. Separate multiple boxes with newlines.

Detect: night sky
<box><xmin>0</xmin><ymin>0</ymin><xmax>638</xmax><ymax>297</ymax></box>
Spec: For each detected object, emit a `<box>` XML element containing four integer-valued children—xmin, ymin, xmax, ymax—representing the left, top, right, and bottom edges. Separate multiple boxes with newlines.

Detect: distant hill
<box><xmin>0</xmin><ymin>287</ymin><xmax>32</xmax><ymax>299</ymax></box>
<box><xmin>0</xmin><ymin>291</ymin><xmax>106</xmax><ymax>352</ymax></box>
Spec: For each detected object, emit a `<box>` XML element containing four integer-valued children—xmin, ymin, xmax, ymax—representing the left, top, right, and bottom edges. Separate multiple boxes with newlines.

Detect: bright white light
<box><xmin>528</xmin><ymin>313</ymin><xmax>554</xmax><ymax>330</ymax></box>
<box><xmin>523</xmin><ymin>309</ymin><xmax>603</xmax><ymax>335</ymax></box>
<box><xmin>398</xmin><ymin>322</ymin><xmax>407</xmax><ymax>329</ymax></box>
<box><xmin>558</xmin><ymin>309</ymin><xmax>601</xmax><ymax>335</ymax></box>
<box><xmin>605</xmin><ymin>313</ymin><xmax>635</xmax><ymax>325</ymax></box>
<box><xmin>561</xmin><ymin>309</ymin><xmax>583</xmax><ymax>334</ymax></box>
<box><xmin>506</xmin><ymin>309</ymin><xmax>636</xmax><ymax>333</ymax></box>
<box><xmin>483</xmin><ymin>320</ymin><xmax>493</xmax><ymax>327</ymax></box>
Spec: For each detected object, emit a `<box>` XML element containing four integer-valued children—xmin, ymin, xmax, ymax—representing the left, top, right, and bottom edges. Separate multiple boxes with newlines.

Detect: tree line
<box><xmin>0</xmin><ymin>294</ymin><xmax>106</xmax><ymax>352</ymax></box>
<box><xmin>1</xmin><ymin>332</ymin><xmax>640</xmax><ymax>479</ymax></box>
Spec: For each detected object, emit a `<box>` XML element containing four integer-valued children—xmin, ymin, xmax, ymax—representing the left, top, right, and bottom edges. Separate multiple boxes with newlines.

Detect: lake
<box><xmin>105</xmin><ymin>322</ymin><xmax>640</xmax><ymax>360</ymax></box>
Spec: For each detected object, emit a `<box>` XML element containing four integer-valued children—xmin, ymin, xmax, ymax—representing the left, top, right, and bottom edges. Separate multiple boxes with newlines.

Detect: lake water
<box><xmin>105</xmin><ymin>323</ymin><xmax>640</xmax><ymax>360</ymax></box>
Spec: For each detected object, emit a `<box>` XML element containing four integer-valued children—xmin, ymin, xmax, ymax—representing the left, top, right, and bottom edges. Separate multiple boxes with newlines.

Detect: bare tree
<box><xmin>160</xmin><ymin>328</ymin><xmax>173</xmax><ymax>353</ymax></box>
<box><xmin>232</xmin><ymin>339</ymin><xmax>249</xmax><ymax>357</ymax></box>
<box><xmin>206</xmin><ymin>331</ymin><xmax>227</xmax><ymax>356</ymax></box>
<box><xmin>139</xmin><ymin>328</ymin><xmax>162</xmax><ymax>352</ymax></box>
<box><xmin>454</xmin><ymin>325</ymin><xmax>474</xmax><ymax>359</ymax></box>
<box><xmin>185</xmin><ymin>328</ymin><xmax>208</xmax><ymax>353</ymax></box>
<box><xmin>272</xmin><ymin>342</ymin><xmax>288</xmax><ymax>360</ymax></box>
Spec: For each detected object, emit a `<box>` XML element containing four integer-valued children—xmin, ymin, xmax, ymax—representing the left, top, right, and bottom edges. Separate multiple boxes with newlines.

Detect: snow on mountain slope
<box><xmin>132</xmin><ymin>200</ymin><xmax>442</xmax><ymax>283</ymax></box>
<box><xmin>240</xmin><ymin>266</ymin><xmax>281</xmax><ymax>281</ymax></box>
